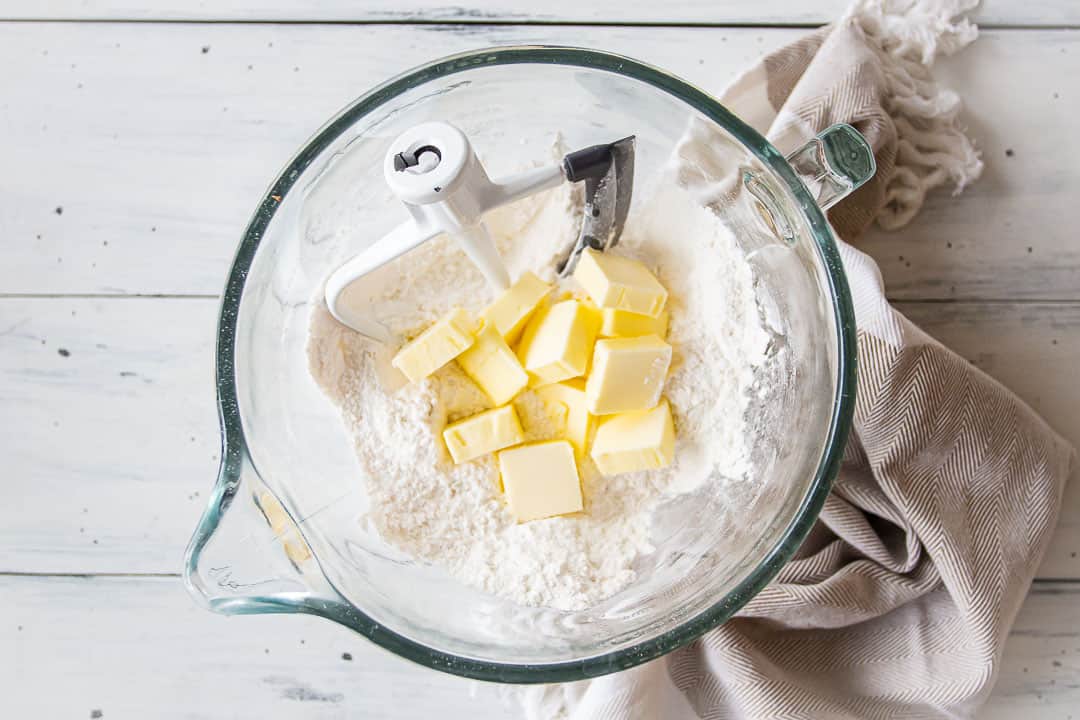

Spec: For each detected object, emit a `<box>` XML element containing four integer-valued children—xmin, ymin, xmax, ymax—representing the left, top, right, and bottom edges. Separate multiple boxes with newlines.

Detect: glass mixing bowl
<box><xmin>184</xmin><ymin>46</ymin><xmax>867</xmax><ymax>682</ymax></box>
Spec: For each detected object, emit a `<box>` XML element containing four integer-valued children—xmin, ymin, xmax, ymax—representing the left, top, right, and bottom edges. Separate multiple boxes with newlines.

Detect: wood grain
<box><xmin>1</xmin><ymin>0</ymin><xmax>1077</xmax><ymax>27</ymax></box>
<box><xmin>2</xmin><ymin>297</ymin><xmax>1076</xmax><ymax>578</ymax></box>
<box><xmin>0</xmin><ymin>297</ymin><xmax>218</xmax><ymax>574</ymax></box>
<box><xmin>3</xmin><ymin>574</ymin><xmax>516</xmax><ymax>719</ymax></box>
<box><xmin>2</xmin><ymin>11</ymin><xmax>1077</xmax><ymax>716</ymax></box>
<box><xmin>985</xmin><ymin>582</ymin><xmax>1080</xmax><ymax>718</ymax></box>
<box><xmin>0</xmin><ymin>24</ymin><xmax>1076</xmax><ymax>301</ymax></box>
<box><xmin>3</xmin><ymin>574</ymin><xmax>1077</xmax><ymax>717</ymax></box>
<box><xmin>861</xmin><ymin>30</ymin><xmax>1080</xmax><ymax>301</ymax></box>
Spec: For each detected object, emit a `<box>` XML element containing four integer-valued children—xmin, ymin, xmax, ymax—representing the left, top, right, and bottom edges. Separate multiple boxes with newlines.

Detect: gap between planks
<box><xmin>1</xmin><ymin>19</ymin><xmax>1078</xmax><ymax>30</ymax></box>
<box><xmin>3</xmin><ymin>295</ymin><xmax>1080</xmax><ymax>304</ymax></box>
<box><xmin>2</xmin><ymin>0</ymin><xmax>1079</xmax><ymax>29</ymax></box>
<box><xmin>0</xmin><ymin>293</ymin><xmax>219</xmax><ymax>299</ymax></box>
<box><xmin>0</xmin><ymin>570</ymin><xmax>1073</xmax><ymax>584</ymax></box>
<box><xmin>4</xmin><ymin>295</ymin><xmax>1080</xmax><ymax>303</ymax></box>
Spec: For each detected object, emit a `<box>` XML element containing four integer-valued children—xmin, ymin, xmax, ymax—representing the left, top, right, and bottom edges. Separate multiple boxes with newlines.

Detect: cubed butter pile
<box><xmin>390</xmin><ymin>251</ymin><xmax>677</xmax><ymax>524</ymax></box>
<box><xmin>442</xmin><ymin>405</ymin><xmax>524</xmax><ymax>464</ymax></box>
<box><xmin>517</xmin><ymin>299</ymin><xmax>600</xmax><ymax>386</ymax></box>
<box><xmin>498</xmin><ymin>441</ymin><xmax>583</xmax><ymax>523</ymax></box>
<box><xmin>390</xmin><ymin>307</ymin><xmax>480</xmax><ymax>383</ymax></box>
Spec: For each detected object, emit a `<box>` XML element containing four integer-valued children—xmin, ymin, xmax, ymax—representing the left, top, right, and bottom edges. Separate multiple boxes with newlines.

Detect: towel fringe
<box><xmin>847</xmin><ymin>0</ymin><xmax>984</xmax><ymax>230</ymax></box>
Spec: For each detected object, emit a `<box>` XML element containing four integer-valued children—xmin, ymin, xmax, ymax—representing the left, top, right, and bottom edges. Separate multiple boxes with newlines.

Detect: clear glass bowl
<box><xmin>184</xmin><ymin>46</ymin><xmax>862</xmax><ymax>683</ymax></box>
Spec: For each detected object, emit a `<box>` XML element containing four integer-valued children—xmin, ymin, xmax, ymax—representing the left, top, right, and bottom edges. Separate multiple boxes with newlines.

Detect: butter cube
<box><xmin>443</xmin><ymin>405</ymin><xmax>525</xmax><ymax>464</ymax></box>
<box><xmin>591</xmin><ymin>400</ymin><xmax>675</xmax><ymax>475</ymax></box>
<box><xmin>573</xmin><ymin>249</ymin><xmax>668</xmax><ymax>318</ymax></box>
<box><xmin>585</xmin><ymin>334</ymin><xmax>672</xmax><ymax>415</ymax></box>
<box><xmin>498</xmin><ymin>440</ymin><xmax>583</xmax><ymax>522</ymax></box>
<box><xmin>457</xmin><ymin>324</ymin><xmax>529</xmax><ymax>406</ymax></box>
<box><xmin>516</xmin><ymin>299</ymin><xmax>600</xmax><ymax>387</ymax></box>
<box><xmin>257</xmin><ymin>491</ymin><xmax>312</xmax><ymax>565</ymax></box>
<box><xmin>535</xmin><ymin>379</ymin><xmax>593</xmax><ymax>457</ymax></box>
<box><xmin>392</xmin><ymin>308</ymin><xmax>479</xmax><ymax>383</ymax></box>
<box><xmin>600</xmin><ymin>308</ymin><xmax>669</xmax><ymax>339</ymax></box>
<box><xmin>480</xmin><ymin>271</ymin><xmax>553</xmax><ymax>343</ymax></box>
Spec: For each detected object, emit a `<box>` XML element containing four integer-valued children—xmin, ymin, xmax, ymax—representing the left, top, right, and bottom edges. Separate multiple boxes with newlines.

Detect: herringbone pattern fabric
<box><xmin>658</xmin><ymin>309</ymin><xmax>1071</xmax><ymax>719</ymax></box>
<box><xmin>519</xmin><ymin>2</ymin><xmax>1074</xmax><ymax>718</ymax></box>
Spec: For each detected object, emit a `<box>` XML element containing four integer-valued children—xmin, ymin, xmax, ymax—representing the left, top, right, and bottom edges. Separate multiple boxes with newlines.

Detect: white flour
<box><xmin>308</xmin><ymin>162</ymin><xmax>773</xmax><ymax>611</ymax></box>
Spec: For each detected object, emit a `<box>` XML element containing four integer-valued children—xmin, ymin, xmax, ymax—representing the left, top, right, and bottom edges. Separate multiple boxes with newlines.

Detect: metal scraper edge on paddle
<box><xmin>324</xmin><ymin>121</ymin><xmax>636</xmax><ymax>343</ymax></box>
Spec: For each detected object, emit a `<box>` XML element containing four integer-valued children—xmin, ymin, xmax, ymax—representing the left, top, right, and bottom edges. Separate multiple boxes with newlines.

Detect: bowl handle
<box><xmin>786</xmin><ymin>123</ymin><xmax>876</xmax><ymax>211</ymax></box>
<box><xmin>183</xmin><ymin>445</ymin><xmax>337</xmax><ymax>616</ymax></box>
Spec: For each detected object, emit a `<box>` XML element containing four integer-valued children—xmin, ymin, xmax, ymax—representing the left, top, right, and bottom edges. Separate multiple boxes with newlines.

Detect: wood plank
<box><xmin>2</xmin><ymin>574</ymin><xmax>515</xmax><ymax>719</ymax></box>
<box><xmin>3</xmin><ymin>574</ymin><xmax>1077</xmax><ymax>717</ymax></box>
<box><xmin>2</xmin><ymin>297</ymin><xmax>1077</xmax><ymax>578</ymax></box>
<box><xmin>984</xmin><ymin>582</ymin><xmax>1080</xmax><ymax>718</ymax></box>
<box><xmin>0</xmin><ymin>22</ymin><xmax>794</xmax><ymax>296</ymax></box>
<box><xmin>0</xmin><ymin>24</ymin><xmax>1076</xmax><ymax>301</ymax></box>
<box><xmin>0</xmin><ymin>297</ymin><xmax>219</xmax><ymax>574</ymax></box>
<box><xmin>0</xmin><ymin>0</ymin><xmax>1076</xmax><ymax>27</ymax></box>
<box><xmin>860</xmin><ymin>29</ymin><xmax>1080</xmax><ymax>301</ymax></box>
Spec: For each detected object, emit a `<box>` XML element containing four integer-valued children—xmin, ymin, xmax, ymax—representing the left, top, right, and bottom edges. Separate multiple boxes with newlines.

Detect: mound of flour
<box><xmin>308</xmin><ymin>174</ymin><xmax>773</xmax><ymax>611</ymax></box>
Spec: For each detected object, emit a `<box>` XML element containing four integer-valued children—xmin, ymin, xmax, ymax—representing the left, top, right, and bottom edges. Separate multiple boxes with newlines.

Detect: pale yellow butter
<box><xmin>590</xmin><ymin>400</ymin><xmax>675</xmax><ymax>475</ymax></box>
<box><xmin>573</xmin><ymin>249</ymin><xmax>668</xmax><ymax>318</ymax></box>
<box><xmin>457</xmin><ymin>324</ymin><xmax>529</xmax><ymax>406</ymax></box>
<box><xmin>391</xmin><ymin>308</ymin><xmax>479</xmax><ymax>383</ymax></box>
<box><xmin>586</xmin><ymin>334</ymin><xmax>672</xmax><ymax>415</ymax></box>
<box><xmin>535</xmin><ymin>378</ymin><xmax>593</xmax><ymax>457</ymax></box>
<box><xmin>480</xmin><ymin>271</ymin><xmax>553</xmax><ymax>343</ymax></box>
<box><xmin>600</xmin><ymin>308</ymin><xmax>669</xmax><ymax>339</ymax></box>
<box><xmin>442</xmin><ymin>405</ymin><xmax>524</xmax><ymax>464</ymax></box>
<box><xmin>516</xmin><ymin>299</ymin><xmax>600</xmax><ymax>387</ymax></box>
<box><xmin>498</xmin><ymin>440</ymin><xmax>583</xmax><ymax>522</ymax></box>
<box><xmin>257</xmin><ymin>491</ymin><xmax>312</xmax><ymax>565</ymax></box>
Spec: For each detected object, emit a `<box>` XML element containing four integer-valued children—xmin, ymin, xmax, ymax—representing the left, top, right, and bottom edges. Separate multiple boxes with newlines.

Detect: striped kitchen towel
<box><xmin>519</xmin><ymin>0</ymin><xmax>1075</xmax><ymax>718</ymax></box>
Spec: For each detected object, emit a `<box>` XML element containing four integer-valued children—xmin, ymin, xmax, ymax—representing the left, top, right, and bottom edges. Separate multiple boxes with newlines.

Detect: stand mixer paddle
<box><xmin>324</xmin><ymin>121</ymin><xmax>636</xmax><ymax>343</ymax></box>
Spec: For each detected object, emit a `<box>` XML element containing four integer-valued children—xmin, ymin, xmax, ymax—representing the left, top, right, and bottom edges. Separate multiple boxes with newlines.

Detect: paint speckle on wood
<box><xmin>280</xmin><ymin>685</ymin><xmax>343</xmax><ymax>703</ymax></box>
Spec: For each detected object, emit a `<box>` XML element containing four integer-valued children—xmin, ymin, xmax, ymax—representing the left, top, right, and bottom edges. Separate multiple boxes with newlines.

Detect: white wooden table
<box><xmin>3</xmin><ymin>2</ymin><xmax>1077</xmax><ymax>717</ymax></box>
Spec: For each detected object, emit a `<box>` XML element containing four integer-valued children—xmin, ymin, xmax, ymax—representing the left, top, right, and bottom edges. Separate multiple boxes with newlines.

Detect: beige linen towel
<box><xmin>519</xmin><ymin>1</ymin><xmax>1075</xmax><ymax>717</ymax></box>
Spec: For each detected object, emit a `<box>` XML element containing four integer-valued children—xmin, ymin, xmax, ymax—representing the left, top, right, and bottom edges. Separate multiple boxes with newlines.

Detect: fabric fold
<box><xmin>514</xmin><ymin>0</ymin><xmax>1074</xmax><ymax>717</ymax></box>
